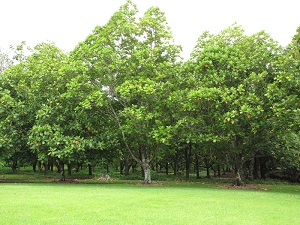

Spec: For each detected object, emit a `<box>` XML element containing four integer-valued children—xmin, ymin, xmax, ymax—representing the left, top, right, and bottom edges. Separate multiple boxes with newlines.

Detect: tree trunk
<box><xmin>32</xmin><ymin>160</ymin><xmax>37</xmax><ymax>172</ymax></box>
<box><xmin>38</xmin><ymin>161</ymin><xmax>42</xmax><ymax>173</ymax></box>
<box><xmin>11</xmin><ymin>160</ymin><xmax>18</xmax><ymax>172</ymax></box>
<box><xmin>248</xmin><ymin>154</ymin><xmax>255</xmax><ymax>181</ymax></box>
<box><xmin>132</xmin><ymin>163</ymin><xmax>136</xmax><ymax>174</ymax></box>
<box><xmin>204</xmin><ymin>158</ymin><xmax>211</xmax><ymax>178</ymax></box>
<box><xmin>54</xmin><ymin>159</ymin><xmax>61</xmax><ymax>173</ymax></box>
<box><xmin>141</xmin><ymin>166</ymin><xmax>145</xmax><ymax>177</ymax></box>
<box><xmin>233</xmin><ymin>155</ymin><xmax>244</xmax><ymax>186</ymax></box>
<box><xmin>173</xmin><ymin>151</ymin><xmax>179</xmax><ymax>176</ymax></box>
<box><xmin>139</xmin><ymin>145</ymin><xmax>151</xmax><ymax>184</ymax></box>
<box><xmin>60</xmin><ymin>162</ymin><xmax>65</xmax><ymax>181</ymax></box>
<box><xmin>259</xmin><ymin>157</ymin><xmax>268</xmax><ymax>180</ymax></box>
<box><xmin>206</xmin><ymin>166</ymin><xmax>210</xmax><ymax>178</ymax></box>
<box><xmin>124</xmin><ymin>162</ymin><xmax>130</xmax><ymax>176</ymax></box>
<box><xmin>165</xmin><ymin>161</ymin><xmax>169</xmax><ymax>175</ymax></box>
<box><xmin>233</xmin><ymin>167</ymin><xmax>243</xmax><ymax>186</ymax></box>
<box><xmin>213</xmin><ymin>166</ymin><xmax>217</xmax><ymax>177</ymax></box>
<box><xmin>195</xmin><ymin>154</ymin><xmax>200</xmax><ymax>179</ymax></box>
<box><xmin>43</xmin><ymin>162</ymin><xmax>48</xmax><ymax>175</ymax></box>
<box><xmin>88</xmin><ymin>164</ymin><xmax>93</xmax><ymax>176</ymax></box>
<box><xmin>106</xmin><ymin>163</ymin><xmax>109</xmax><ymax>174</ymax></box>
<box><xmin>231</xmin><ymin>137</ymin><xmax>244</xmax><ymax>186</ymax></box>
<box><xmin>123</xmin><ymin>156</ymin><xmax>130</xmax><ymax>176</ymax></box>
<box><xmin>142</xmin><ymin>162</ymin><xmax>151</xmax><ymax>184</ymax></box>
<box><xmin>67</xmin><ymin>163</ymin><xmax>72</xmax><ymax>176</ymax></box>
<box><xmin>185</xmin><ymin>143</ymin><xmax>192</xmax><ymax>178</ymax></box>
<box><xmin>49</xmin><ymin>159</ymin><xmax>54</xmax><ymax>171</ymax></box>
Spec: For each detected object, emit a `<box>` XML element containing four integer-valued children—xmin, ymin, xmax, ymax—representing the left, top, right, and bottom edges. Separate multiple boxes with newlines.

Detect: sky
<box><xmin>1</xmin><ymin>0</ymin><xmax>300</xmax><ymax>59</ymax></box>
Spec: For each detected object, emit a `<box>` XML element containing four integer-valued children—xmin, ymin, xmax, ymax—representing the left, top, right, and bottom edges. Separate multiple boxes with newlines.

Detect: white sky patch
<box><xmin>1</xmin><ymin>0</ymin><xmax>299</xmax><ymax>59</ymax></box>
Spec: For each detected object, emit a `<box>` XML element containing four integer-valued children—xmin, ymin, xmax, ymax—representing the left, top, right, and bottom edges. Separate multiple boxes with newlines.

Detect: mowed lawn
<box><xmin>0</xmin><ymin>183</ymin><xmax>299</xmax><ymax>225</ymax></box>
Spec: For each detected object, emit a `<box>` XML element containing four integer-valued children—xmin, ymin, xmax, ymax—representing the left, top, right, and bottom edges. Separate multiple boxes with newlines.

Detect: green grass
<box><xmin>0</xmin><ymin>183</ymin><xmax>299</xmax><ymax>225</ymax></box>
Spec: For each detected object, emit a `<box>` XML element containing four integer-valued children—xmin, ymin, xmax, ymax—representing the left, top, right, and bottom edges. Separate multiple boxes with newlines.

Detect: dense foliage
<box><xmin>0</xmin><ymin>1</ymin><xmax>299</xmax><ymax>184</ymax></box>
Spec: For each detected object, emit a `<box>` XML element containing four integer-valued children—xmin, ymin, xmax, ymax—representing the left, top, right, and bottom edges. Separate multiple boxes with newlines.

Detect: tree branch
<box><xmin>107</xmin><ymin>99</ymin><xmax>141</xmax><ymax>164</ymax></box>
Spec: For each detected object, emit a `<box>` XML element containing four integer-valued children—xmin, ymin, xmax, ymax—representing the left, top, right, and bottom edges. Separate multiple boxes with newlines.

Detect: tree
<box><xmin>266</xmin><ymin>27</ymin><xmax>300</xmax><ymax>181</ymax></box>
<box><xmin>70</xmin><ymin>0</ymin><xmax>181</xmax><ymax>184</ymax></box>
<box><xmin>0</xmin><ymin>43</ymin><xmax>34</xmax><ymax>171</ymax></box>
<box><xmin>183</xmin><ymin>24</ymin><xmax>281</xmax><ymax>185</ymax></box>
<box><xmin>25</xmin><ymin>42</ymin><xmax>109</xmax><ymax>177</ymax></box>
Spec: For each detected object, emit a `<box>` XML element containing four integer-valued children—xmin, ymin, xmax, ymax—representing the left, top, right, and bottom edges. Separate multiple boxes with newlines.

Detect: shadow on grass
<box><xmin>1</xmin><ymin>168</ymin><xmax>299</xmax><ymax>195</ymax></box>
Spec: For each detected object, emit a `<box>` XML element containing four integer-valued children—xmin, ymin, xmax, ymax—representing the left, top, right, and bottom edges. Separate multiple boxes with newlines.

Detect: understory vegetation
<box><xmin>0</xmin><ymin>0</ymin><xmax>299</xmax><ymax>185</ymax></box>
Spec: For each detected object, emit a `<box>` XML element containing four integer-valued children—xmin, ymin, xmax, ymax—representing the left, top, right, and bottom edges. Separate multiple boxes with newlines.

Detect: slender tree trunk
<box><xmin>88</xmin><ymin>164</ymin><xmax>93</xmax><ymax>176</ymax></box>
<box><xmin>248</xmin><ymin>153</ymin><xmax>255</xmax><ymax>181</ymax></box>
<box><xmin>165</xmin><ymin>161</ymin><xmax>169</xmax><ymax>175</ymax></box>
<box><xmin>260</xmin><ymin>158</ymin><xmax>267</xmax><ymax>180</ymax></box>
<box><xmin>67</xmin><ymin>163</ymin><xmax>72</xmax><ymax>176</ymax></box>
<box><xmin>213</xmin><ymin>166</ymin><xmax>217</xmax><ymax>177</ymax></box>
<box><xmin>54</xmin><ymin>159</ymin><xmax>61</xmax><ymax>173</ymax></box>
<box><xmin>11</xmin><ymin>160</ymin><xmax>18</xmax><ymax>172</ymax></box>
<box><xmin>43</xmin><ymin>162</ymin><xmax>48</xmax><ymax>175</ymax></box>
<box><xmin>60</xmin><ymin>162</ymin><xmax>65</xmax><ymax>181</ymax></box>
<box><xmin>123</xmin><ymin>156</ymin><xmax>130</xmax><ymax>176</ymax></box>
<box><xmin>231</xmin><ymin>137</ymin><xmax>244</xmax><ymax>186</ymax></box>
<box><xmin>233</xmin><ymin>155</ymin><xmax>244</xmax><ymax>186</ymax></box>
<box><xmin>124</xmin><ymin>162</ymin><xmax>130</xmax><ymax>176</ymax></box>
<box><xmin>206</xmin><ymin>166</ymin><xmax>210</xmax><ymax>178</ymax></box>
<box><xmin>173</xmin><ymin>151</ymin><xmax>179</xmax><ymax>176</ymax></box>
<box><xmin>195</xmin><ymin>154</ymin><xmax>200</xmax><ymax>179</ymax></box>
<box><xmin>132</xmin><ymin>163</ymin><xmax>136</xmax><ymax>174</ymax></box>
<box><xmin>50</xmin><ymin>159</ymin><xmax>54</xmax><ymax>171</ymax></box>
<box><xmin>38</xmin><ymin>161</ymin><xmax>42</xmax><ymax>173</ymax></box>
<box><xmin>185</xmin><ymin>143</ymin><xmax>192</xmax><ymax>178</ymax></box>
<box><xmin>32</xmin><ymin>160</ymin><xmax>37</xmax><ymax>172</ymax></box>
<box><xmin>233</xmin><ymin>166</ymin><xmax>243</xmax><ymax>186</ymax></box>
<box><xmin>204</xmin><ymin>158</ymin><xmax>211</xmax><ymax>178</ymax></box>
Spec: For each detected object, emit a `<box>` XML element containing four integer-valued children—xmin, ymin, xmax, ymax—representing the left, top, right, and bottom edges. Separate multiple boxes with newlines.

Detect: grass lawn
<box><xmin>0</xmin><ymin>182</ymin><xmax>299</xmax><ymax>225</ymax></box>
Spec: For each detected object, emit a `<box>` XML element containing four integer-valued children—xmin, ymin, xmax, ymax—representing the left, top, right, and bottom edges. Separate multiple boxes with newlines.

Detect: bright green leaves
<box><xmin>266</xmin><ymin>27</ymin><xmax>300</xmax><ymax>131</ymax></box>
<box><xmin>28</xmin><ymin>124</ymin><xmax>85</xmax><ymax>162</ymax></box>
<box><xmin>139</xmin><ymin>6</ymin><xmax>176</xmax><ymax>61</ymax></box>
<box><xmin>264</xmin><ymin>27</ymin><xmax>300</xmax><ymax>176</ymax></box>
<box><xmin>182</xmin><ymin>24</ymin><xmax>281</xmax><ymax>177</ymax></box>
<box><xmin>117</xmin><ymin>78</ymin><xmax>156</xmax><ymax>101</ymax></box>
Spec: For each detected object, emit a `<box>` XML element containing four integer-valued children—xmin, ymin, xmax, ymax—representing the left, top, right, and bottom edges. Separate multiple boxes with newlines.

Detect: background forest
<box><xmin>0</xmin><ymin>1</ymin><xmax>299</xmax><ymax>185</ymax></box>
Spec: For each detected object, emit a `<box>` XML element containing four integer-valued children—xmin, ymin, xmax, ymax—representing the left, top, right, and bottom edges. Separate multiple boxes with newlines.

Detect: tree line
<box><xmin>0</xmin><ymin>1</ymin><xmax>299</xmax><ymax>184</ymax></box>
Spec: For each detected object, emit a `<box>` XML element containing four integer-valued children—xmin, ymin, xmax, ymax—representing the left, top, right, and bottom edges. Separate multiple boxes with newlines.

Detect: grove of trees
<box><xmin>0</xmin><ymin>1</ymin><xmax>299</xmax><ymax>184</ymax></box>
